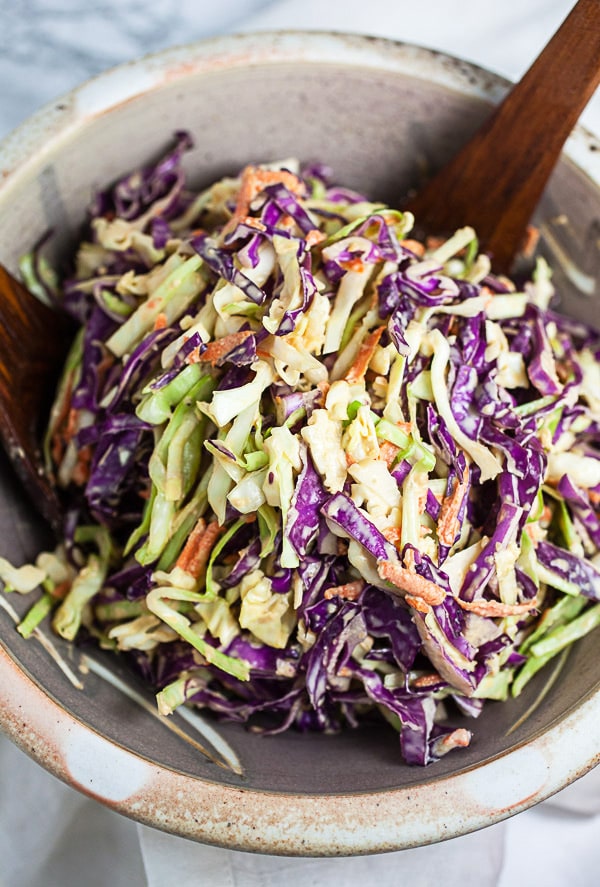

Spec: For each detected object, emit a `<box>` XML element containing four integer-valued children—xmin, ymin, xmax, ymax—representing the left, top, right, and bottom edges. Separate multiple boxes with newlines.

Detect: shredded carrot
<box><xmin>412</xmin><ymin>672</ymin><xmax>443</xmax><ymax>689</ymax></box>
<box><xmin>305</xmin><ymin>228</ymin><xmax>326</xmax><ymax>248</ymax></box>
<box><xmin>176</xmin><ymin>518</ymin><xmax>222</xmax><ymax>581</ymax></box>
<box><xmin>176</xmin><ymin>517</ymin><xmax>206</xmax><ymax>567</ymax></box>
<box><xmin>435</xmin><ymin>728</ymin><xmax>472</xmax><ymax>753</ymax></box>
<box><xmin>154</xmin><ymin>312</ymin><xmax>168</xmax><ymax>331</ymax></box>
<box><xmin>437</xmin><ymin>467</ymin><xmax>470</xmax><ymax>547</ymax></box>
<box><xmin>50</xmin><ymin>436</ymin><xmax>64</xmax><ymax>466</ymax></box>
<box><xmin>186</xmin><ymin>345</ymin><xmax>204</xmax><ymax>364</ymax></box>
<box><xmin>456</xmin><ymin>596</ymin><xmax>538</xmax><ymax>618</ymax></box>
<box><xmin>71</xmin><ymin>445</ymin><xmax>92</xmax><ymax>486</ymax></box>
<box><xmin>382</xmin><ymin>526</ymin><xmax>402</xmax><ymax>546</ymax></box>
<box><xmin>524</xmin><ymin>521</ymin><xmax>546</xmax><ymax>544</ymax></box>
<box><xmin>324</xmin><ymin>579</ymin><xmax>365</xmax><ymax>601</ymax></box>
<box><xmin>405</xmin><ymin>594</ymin><xmax>431</xmax><ymax>614</ymax></box>
<box><xmin>345</xmin><ymin>326</ymin><xmax>386</xmax><ymax>385</ymax></box>
<box><xmin>378</xmin><ymin>439</ymin><xmax>400</xmax><ymax>468</ymax></box>
<box><xmin>417</xmin><ymin>486</ymin><xmax>429</xmax><ymax>516</ymax></box>
<box><xmin>521</xmin><ymin>224</ymin><xmax>540</xmax><ymax>258</ymax></box>
<box><xmin>235</xmin><ymin>215</ymin><xmax>267</xmax><ymax>232</ymax></box>
<box><xmin>340</xmin><ymin>257</ymin><xmax>365</xmax><ymax>273</ymax></box>
<box><xmin>400</xmin><ymin>238</ymin><xmax>426</xmax><ymax>258</ymax></box>
<box><xmin>378</xmin><ymin>559</ymin><xmax>446</xmax><ymax>606</ymax></box>
<box><xmin>187</xmin><ymin>330</ymin><xmax>254</xmax><ymax>366</ymax></box>
<box><xmin>65</xmin><ymin>407</ymin><xmax>79</xmax><ymax>443</ymax></box>
<box><xmin>48</xmin><ymin>580</ymin><xmax>71</xmax><ymax>601</ymax></box>
<box><xmin>223</xmin><ymin>165</ymin><xmax>305</xmax><ymax>235</ymax></box>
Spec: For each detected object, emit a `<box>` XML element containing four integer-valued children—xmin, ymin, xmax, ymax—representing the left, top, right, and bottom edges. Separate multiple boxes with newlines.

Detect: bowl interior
<box><xmin>1</xmin><ymin>33</ymin><xmax>599</xmax><ymax>844</ymax></box>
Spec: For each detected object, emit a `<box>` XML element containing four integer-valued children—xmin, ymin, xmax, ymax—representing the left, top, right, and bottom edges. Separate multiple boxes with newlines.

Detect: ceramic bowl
<box><xmin>1</xmin><ymin>31</ymin><xmax>599</xmax><ymax>856</ymax></box>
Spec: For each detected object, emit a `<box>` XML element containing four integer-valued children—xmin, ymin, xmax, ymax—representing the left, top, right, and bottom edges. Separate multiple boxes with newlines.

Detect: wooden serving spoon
<box><xmin>0</xmin><ymin>266</ymin><xmax>67</xmax><ymax>531</ymax></box>
<box><xmin>0</xmin><ymin>0</ymin><xmax>599</xmax><ymax>528</ymax></box>
<box><xmin>407</xmin><ymin>0</ymin><xmax>600</xmax><ymax>272</ymax></box>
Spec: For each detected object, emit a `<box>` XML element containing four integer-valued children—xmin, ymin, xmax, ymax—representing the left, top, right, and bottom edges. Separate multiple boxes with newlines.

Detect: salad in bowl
<box><xmin>3</xmin><ymin>131</ymin><xmax>600</xmax><ymax>768</ymax></box>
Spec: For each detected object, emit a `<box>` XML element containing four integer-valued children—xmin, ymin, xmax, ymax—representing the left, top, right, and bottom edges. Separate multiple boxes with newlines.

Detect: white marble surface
<box><xmin>1</xmin><ymin>2</ymin><xmax>599</xmax><ymax>886</ymax></box>
<box><xmin>2</xmin><ymin>0</ymin><xmax>600</xmax><ymax>140</ymax></box>
<box><xmin>0</xmin><ymin>0</ymin><xmax>273</xmax><ymax>138</ymax></box>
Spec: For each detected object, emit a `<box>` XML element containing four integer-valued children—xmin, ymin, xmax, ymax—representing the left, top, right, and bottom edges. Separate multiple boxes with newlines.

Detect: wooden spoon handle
<box><xmin>407</xmin><ymin>0</ymin><xmax>600</xmax><ymax>271</ymax></box>
<box><xmin>0</xmin><ymin>265</ymin><xmax>66</xmax><ymax>531</ymax></box>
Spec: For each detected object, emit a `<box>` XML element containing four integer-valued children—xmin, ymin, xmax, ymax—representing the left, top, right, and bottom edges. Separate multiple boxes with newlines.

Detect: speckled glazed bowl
<box><xmin>1</xmin><ymin>31</ymin><xmax>599</xmax><ymax>857</ymax></box>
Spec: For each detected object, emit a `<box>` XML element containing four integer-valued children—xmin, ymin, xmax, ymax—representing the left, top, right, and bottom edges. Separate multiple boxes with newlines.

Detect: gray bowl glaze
<box><xmin>1</xmin><ymin>31</ymin><xmax>599</xmax><ymax>856</ymax></box>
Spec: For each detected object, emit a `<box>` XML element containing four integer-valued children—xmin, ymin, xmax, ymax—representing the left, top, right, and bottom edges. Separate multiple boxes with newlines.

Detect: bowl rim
<box><xmin>1</xmin><ymin>29</ymin><xmax>598</xmax><ymax>197</ymax></box>
<box><xmin>2</xmin><ymin>639</ymin><xmax>600</xmax><ymax>855</ymax></box>
<box><xmin>1</xmin><ymin>29</ymin><xmax>599</xmax><ymax>856</ymax></box>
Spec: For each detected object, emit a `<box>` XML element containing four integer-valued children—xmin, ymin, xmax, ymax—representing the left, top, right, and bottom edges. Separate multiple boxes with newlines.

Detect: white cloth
<box><xmin>1</xmin><ymin>2</ymin><xmax>599</xmax><ymax>885</ymax></box>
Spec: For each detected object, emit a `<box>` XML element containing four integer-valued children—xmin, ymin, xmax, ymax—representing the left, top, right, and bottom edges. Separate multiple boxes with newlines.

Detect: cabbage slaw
<box><xmin>3</xmin><ymin>131</ymin><xmax>600</xmax><ymax>766</ymax></box>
